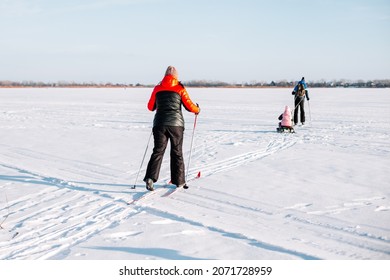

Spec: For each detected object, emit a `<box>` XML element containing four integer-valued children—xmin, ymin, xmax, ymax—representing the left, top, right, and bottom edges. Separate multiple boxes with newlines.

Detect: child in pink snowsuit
<box><xmin>278</xmin><ymin>106</ymin><xmax>292</xmax><ymax>129</ymax></box>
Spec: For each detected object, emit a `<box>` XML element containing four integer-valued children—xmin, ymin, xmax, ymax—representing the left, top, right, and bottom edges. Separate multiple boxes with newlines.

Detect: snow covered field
<box><xmin>0</xmin><ymin>87</ymin><xmax>389</xmax><ymax>260</ymax></box>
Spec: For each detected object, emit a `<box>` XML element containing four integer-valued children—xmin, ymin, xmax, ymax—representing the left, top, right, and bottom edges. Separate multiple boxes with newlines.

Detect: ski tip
<box><xmin>196</xmin><ymin>171</ymin><xmax>201</xmax><ymax>178</ymax></box>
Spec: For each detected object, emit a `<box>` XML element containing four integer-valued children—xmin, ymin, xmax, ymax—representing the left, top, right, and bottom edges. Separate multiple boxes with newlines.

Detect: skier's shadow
<box><xmin>85</xmin><ymin>246</ymin><xmax>210</xmax><ymax>260</ymax></box>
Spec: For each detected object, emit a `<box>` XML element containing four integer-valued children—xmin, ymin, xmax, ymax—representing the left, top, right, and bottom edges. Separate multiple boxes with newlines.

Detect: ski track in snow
<box><xmin>0</xmin><ymin>163</ymin><xmax>139</xmax><ymax>259</ymax></box>
<box><xmin>191</xmin><ymin>133</ymin><xmax>297</xmax><ymax>178</ymax></box>
<box><xmin>133</xmin><ymin>188</ymin><xmax>389</xmax><ymax>260</ymax></box>
<box><xmin>1</xmin><ymin>134</ymin><xmax>388</xmax><ymax>259</ymax></box>
<box><xmin>0</xmin><ymin>127</ymin><xmax>304</xmax><ymax>259</ymax></box>
<box><xmin>0</xmin><ymin>88</ymin><xmax>389</xmax><ymax>260</ymax></box>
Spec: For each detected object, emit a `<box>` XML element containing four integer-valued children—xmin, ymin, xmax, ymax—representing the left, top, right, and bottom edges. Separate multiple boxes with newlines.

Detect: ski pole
<box><xmin>308</xmin><ymin>100</ymin><xmax>312</xmax><ymax>123</ymax></box>
<box><xmin>293</xmin><ymin>94</ymin><xmax>304</xmax><ymax>112</ymax></box>
<box><xmin>132</xmin><ymin>130</ymin><xmax>153</xmax><ymax>189</ymax></box>
<box><xmin>186</xmin><ymin>113</ymin><xmax>198</xmax><ymax>182</ymax></box>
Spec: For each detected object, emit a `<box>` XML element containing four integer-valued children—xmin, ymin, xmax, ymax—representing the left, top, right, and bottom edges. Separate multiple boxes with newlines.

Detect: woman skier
<box><xmin>143</xmin><ymin>66</ymin><xmax>200</xmax><ymax>191</ymax></box>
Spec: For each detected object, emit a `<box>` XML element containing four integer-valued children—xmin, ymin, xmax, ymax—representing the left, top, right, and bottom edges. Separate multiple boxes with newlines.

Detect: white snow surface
<box><xmin>0</xmin><ymin>87</ymin><xmax>389</xmax><ymax>260</ymax></box>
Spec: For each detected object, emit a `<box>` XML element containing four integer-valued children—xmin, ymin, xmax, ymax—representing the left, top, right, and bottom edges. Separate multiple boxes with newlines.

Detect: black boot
<box><xmin>145</xmin><ymin>178</ymin><xmax>154</xmax><ymax>191</ymax></box>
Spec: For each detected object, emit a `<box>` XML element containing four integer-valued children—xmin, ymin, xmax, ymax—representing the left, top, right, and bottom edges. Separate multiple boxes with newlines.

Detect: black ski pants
<box><xmin>144</xmin><ymin>126</ymin><xmax>185</xmax><ymax>186</ymax></box>
<box><xmin>294</xmin><ymin>96</ymin><xmax>306</xmax><ymax>124</ymax></box>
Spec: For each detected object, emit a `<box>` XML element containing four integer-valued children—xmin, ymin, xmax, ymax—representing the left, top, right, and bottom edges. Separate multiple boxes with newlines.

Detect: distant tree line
<box><xmin>1</xmin><ymin>79</ymin><xmax>389</xmax><ymax>88</ymax></box>
<box><xmin>0</xmin><ymin>80</ymin><xmax>139</xmax><ymax>88</ymax></box>
<box><xmin>185</xmin><ymin>79</ymin><xmax>390</xmax><ymax>88</ymax></box>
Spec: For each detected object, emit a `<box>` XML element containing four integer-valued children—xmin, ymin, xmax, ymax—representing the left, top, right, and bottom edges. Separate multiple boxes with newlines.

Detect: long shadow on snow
<box><xmin>143</xmin><ymin>207</ymin><xmax>321</xmax><ymax>260</ymax></box>
<box><xmin>85</xmin><ymin>246</ymin><xmax>208</xmax><ymax>260</ymax></box>
<box><xmin>0</xmin><ymin>175</ymin><xmax>57</xmax><ymax>187</ymax></box>
<box><xmin>0</xmin><ymin>163</ymin><xmax>140</xmax><ymax>197</ymax></box>
<box><xmin>0</xmin><ymin>173</ymin><xmax>127</xmax><ymax>194</ymax></box>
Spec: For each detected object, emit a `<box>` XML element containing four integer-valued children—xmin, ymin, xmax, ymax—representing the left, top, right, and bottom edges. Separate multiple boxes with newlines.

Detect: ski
<box><xmin>162</xmin><ymin>171</ymin><xmax>200</xmax><ymax>197</ymax></box>
<box><xmin>276</xmin><ymin>127</ymin><xmax>295</xmax><ymax>133</ymax></box>
<box><xmin>161</xmin><ymin>184</ymin><xmax>186</xmax><ymax>197</ymax></box>
<box><xmin>127</xmin><ymin>184</ymin><xmax>170</xmax><ymax>205</ymax></box>
<box><xmin>128</xmin><ymin>171</ymin><xmax>201</xmax><ymax>203</ymax></box>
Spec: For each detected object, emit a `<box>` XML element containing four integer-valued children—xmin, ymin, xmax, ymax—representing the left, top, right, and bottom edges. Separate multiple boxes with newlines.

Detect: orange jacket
<box><xmin>148</xmin><ymin>75</ymin><xmax>200</xmax><ymax>114</ymax></box>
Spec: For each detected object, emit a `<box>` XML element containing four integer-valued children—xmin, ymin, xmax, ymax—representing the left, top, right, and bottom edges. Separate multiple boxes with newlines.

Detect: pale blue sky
<box><xmin>1</xmin><ymin>0</ymin><xmax>389</xmax><ymax>84</ymax></box>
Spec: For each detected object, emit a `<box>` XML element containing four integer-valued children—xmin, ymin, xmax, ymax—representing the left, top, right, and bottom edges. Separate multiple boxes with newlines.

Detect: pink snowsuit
<box><xmin>281</xmin><ymin>106</ymin><xmax>292</xmax><ymax>127</ymax></box>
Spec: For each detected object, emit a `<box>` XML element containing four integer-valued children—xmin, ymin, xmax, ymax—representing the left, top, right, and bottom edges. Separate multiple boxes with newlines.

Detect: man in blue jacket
<box><xmin>292</xmin><ymin>77</ymin><xmax>310</xmax><ymax>125</ymax></box>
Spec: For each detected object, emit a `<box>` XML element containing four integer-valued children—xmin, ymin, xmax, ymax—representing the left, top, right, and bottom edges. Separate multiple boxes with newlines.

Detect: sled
<box><xmin>276</xmin><ymin>127</ymin><xmax>295</xmax><ymax>133</ymax></box>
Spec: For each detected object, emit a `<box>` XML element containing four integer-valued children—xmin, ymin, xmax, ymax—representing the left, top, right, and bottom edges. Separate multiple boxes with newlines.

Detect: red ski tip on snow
<box><xmin>196</xmin><ymin>171</ymin><xmax>201</xmax><ymax>178</ymax></box>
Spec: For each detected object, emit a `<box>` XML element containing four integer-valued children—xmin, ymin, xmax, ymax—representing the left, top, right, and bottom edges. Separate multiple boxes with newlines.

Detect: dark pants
<box><xmin>144</xmin><ymin>126</ymin><xmax>185</xmax><ymax>186</ymax></box>
<box><xmin>294</xmin><ymin>96</ymin><xmax>305</xmax><ymax>124</ymax></box>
